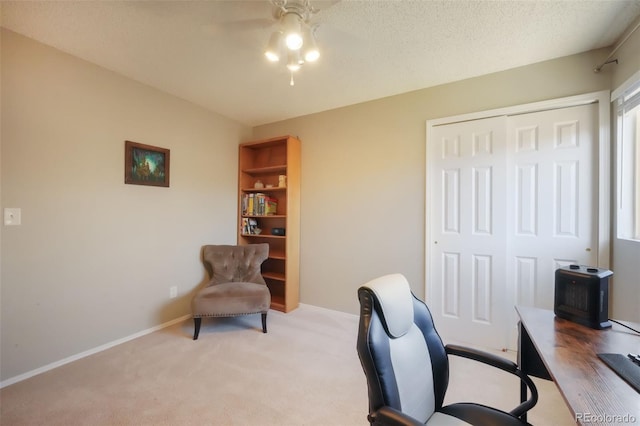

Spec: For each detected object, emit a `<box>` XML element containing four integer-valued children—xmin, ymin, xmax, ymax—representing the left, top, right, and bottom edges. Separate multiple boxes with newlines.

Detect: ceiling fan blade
<box><xmin>201</xmin><ymin>18</ymin><xmax>275</xmax><ymax>37</ymax></box>
<box><xmin>311</xmin><ymin>0</ymin><xmax>342</xmax><ymax>13</ymax></box>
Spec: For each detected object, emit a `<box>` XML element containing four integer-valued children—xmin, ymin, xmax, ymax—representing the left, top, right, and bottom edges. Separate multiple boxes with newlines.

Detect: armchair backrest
<box><xmin>203</xmin><ymin>244</ymin><xmax>268</xmax><ymax>286</ymax></box>
<box><xmin>357</xmin><ymin>274</ymin><xmax>449</xmax><ymax>423</ymax></box>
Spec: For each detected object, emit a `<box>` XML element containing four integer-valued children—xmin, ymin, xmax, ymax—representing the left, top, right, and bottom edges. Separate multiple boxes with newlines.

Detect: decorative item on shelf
<box><xmin>271</xmin><ymin>227</ymin><xmax>286</xmax><ymax>236</ymax></box>
<box><xmin>242</xmin><ymin>218</ymin><xmax>260</xmax><ymax>235</ymax></box>
<box><xmin>254</xmin><ymin>180</ymin><xmax>264</xmax><ymax>189</ymax></box>
<box><xmin>266</xmin><ymin>184</ymin><xmax>274</xmax><ymax>188</ymax></box>
<box><xmin>278</xmin><ymin>175</ymin><xmax>287</xmax><ymax>187</ymax></box>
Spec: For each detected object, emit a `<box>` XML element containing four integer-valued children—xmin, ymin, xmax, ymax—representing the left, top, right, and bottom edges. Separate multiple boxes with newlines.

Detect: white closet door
<box><xmin>428</xmin><ymin>103</ymin><xmax>599</xmax><ymax>350</ymax></box>
<box><xmin>429</xmin><ymin>116</ymin><xmax>509</xmax><ymax>350</ymax></box>
<box><xmin>505</xmin><ymin>103</ymin><xmax>598</xmax><ymax>347</ymax></box>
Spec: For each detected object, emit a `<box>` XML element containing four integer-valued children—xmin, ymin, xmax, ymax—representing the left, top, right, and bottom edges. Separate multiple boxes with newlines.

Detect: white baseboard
<box><xmin>0</xmin><ymin>314</ymin><xmax>192</xmax><ymax>389</ymax></box>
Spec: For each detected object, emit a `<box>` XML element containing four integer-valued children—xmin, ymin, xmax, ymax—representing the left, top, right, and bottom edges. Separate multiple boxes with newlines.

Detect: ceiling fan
<box><xmin>264</xmin><ymin>0</ymin><xmax>329</xmax><ymax>85</ymax></box>
<box><xmin>201</xmin><ymin>0</ymin><xmax>339</xmax><ymax>85</ymax></box>
<box><xmin>265</xmin><ymin>1</ymin><xmax>319</xmax><ymax>76</ymax></box>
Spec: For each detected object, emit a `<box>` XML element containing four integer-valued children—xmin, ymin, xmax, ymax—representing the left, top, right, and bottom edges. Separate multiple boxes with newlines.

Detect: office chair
<box><xmin>191</xmin><ymin>244</ymin><xmax>270</xmax><ymax>339</ymax></box>
<box><xmin>357</xmin><ymin>273</ymin><xmax>538</xmax><ymax>425</ymax></box>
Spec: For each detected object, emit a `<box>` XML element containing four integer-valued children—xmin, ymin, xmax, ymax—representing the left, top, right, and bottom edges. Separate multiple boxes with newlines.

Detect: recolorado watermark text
<box><xmin>576</xmin><ymin>412</ymin><xmax>637</xmax><ymax>424</ymax></box>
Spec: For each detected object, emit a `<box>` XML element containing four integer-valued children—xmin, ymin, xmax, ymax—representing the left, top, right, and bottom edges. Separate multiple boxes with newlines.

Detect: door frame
<box><xmin>425</xmin><ymin>90</ymin><xmax>611</xmax><ymax>301</ymax></box>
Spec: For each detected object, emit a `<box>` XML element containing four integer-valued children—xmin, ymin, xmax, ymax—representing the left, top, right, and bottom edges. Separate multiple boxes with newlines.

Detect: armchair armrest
<box><xmin>370</xmin><ymin>406</ymin><xmax>424</xmax><ymax>426</ymax></box>
<box><xmin>445</xmin><ymin>344</ymin><xmax>538</xmax><ymax>418</ymax></box>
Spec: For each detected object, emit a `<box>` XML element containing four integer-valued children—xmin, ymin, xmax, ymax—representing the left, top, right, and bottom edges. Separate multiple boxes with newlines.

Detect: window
<box><xmin>616</xmin><ymin>78</ymin><xmax>640</xmax><ymax>241</ymax></box>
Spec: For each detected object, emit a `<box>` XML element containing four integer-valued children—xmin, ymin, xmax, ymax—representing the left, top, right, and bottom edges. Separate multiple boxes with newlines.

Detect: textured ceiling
<box><xmin>2</xmin><ymin>0</ymin><xmax>640</xmax><ymax>126</ymax></box>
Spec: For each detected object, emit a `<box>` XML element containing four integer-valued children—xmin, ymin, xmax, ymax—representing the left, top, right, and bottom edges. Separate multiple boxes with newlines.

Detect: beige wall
<box><xmin>253</xmin><ymin>48</ymin><xmax>616</xmax><ymax>316</ymax></box>
<box><xmin>610</xmin><ymin>25</ymin><xmax>640</xmax><ymax>322</ymax></box>
<box><xmin>0</xmin><ymin>29</ymin><xmax>251</xmax><ymax>381</ymax></box>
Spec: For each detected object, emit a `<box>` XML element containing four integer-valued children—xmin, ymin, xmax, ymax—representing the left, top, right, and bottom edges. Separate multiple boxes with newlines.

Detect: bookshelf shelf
<box><xmin>262</xmin><ymin>271</ymin><xmax>286</xmax><ymax>281</ymax></box>
<box><xmin>270</xmin><ymin>301</ymin><xmax>286</xmax><ymax>311</ymax></box>
<box><xmin>242</xmin><ymin>187</ymin><xmax>287</xmax><ymax>193</ymax></box>
<box><xmin>238</xmin><ymin>135</ymin><xmax>300</xmax><ymax>313</ymax></box>
<box><xmin>243</xmin><ymin>165</ymin><xmax>287</xmax><ymax>175</ymax></box>
<box><xmin>240</xmin><ymin>234</ymin><xmax>285</xmax><ymax>239</ymax></box>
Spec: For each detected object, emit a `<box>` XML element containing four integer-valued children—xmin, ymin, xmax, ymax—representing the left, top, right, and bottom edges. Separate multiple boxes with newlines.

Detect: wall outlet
<box><xmin>169</xmin><ymin>286</ymin><xmax>178</xmax><ymax>299</ymax></box>
<box><xmin>4</xmin><ymin>208</ymin><xmax>21</xmax><ymax>226</ymax></box>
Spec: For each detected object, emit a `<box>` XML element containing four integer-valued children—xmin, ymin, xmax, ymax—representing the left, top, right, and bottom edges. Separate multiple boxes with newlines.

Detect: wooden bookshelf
<box><xmin>238</xmin><ymin>135</ymin><xmax>300</xmax><ymax>312</ymax></box>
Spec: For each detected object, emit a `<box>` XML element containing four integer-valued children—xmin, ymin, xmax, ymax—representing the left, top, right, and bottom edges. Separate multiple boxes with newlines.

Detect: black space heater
<box><xmin>554</xmin><ymin>265</ymin><xmax>613</xmax><ymax>329</ymax></box>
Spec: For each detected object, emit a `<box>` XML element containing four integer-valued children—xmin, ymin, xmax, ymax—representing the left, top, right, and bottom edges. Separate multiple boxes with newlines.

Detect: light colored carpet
<box><xmin>1</xmin><ymin>304</ymin><xmax>573</xmax><ymax>425</ymax></box>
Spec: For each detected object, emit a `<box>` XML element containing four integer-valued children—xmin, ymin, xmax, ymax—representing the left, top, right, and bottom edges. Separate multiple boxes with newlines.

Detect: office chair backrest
<box><xmin>357</xmin><ymin>274</ymin><xmax>450</xmax><ymax>423</ymax></box>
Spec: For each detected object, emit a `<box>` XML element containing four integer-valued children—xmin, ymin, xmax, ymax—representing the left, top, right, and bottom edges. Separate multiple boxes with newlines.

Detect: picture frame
<box><xmin>124</xmin><ymin>140</ymin><xmax>170</xmax><ymax>187</ymax></box>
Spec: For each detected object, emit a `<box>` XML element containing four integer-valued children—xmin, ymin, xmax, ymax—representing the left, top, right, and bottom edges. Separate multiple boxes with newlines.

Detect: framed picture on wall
<box><xmin>124</xmin><ymin>140</ymin><xmax>170</xmax><ymax>187</ymax></box>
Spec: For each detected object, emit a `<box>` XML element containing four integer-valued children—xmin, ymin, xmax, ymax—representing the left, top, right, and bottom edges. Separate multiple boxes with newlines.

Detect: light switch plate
<box><xmin>4</xmin><ymin>208</ymin><xmax>21</xmax><ymax>226</ymax></box>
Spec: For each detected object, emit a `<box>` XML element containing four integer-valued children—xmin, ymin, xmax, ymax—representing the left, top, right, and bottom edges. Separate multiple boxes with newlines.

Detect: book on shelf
<box><xmin>265</xmin><ymin>196</ymin><xmax>278</xmax><ymax>215</ymax></box>
<box><xmin>242</xmin><ymin>193</ymin><xmax>278</xmax><ymax>216</ymax></box>
<box><xmin>246</xmin><ymin>194</ymin><xmax>255</xmax><ymax>216</ymax></box>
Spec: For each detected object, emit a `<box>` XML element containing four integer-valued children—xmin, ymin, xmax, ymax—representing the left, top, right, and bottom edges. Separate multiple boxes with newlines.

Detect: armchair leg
<box><xmin>261</xmin><ymin>312</ymin><xmax>267</xmax><ymax>333</ymax></box>
<box><xmin>193</xmin><ymin>317</ymin><xmax>201</xmax><ymax>340</ymax></box>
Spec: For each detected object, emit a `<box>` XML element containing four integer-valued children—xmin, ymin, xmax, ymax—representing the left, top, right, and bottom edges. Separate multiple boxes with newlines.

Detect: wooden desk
<box><xmin>516</xmin><ymin>306</ymin><xmax>640</xmax><ymax>425</ymax></box>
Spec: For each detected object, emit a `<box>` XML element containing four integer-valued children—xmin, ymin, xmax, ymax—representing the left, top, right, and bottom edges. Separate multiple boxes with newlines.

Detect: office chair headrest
<box><xmin>362</xmin><ymin>273</ymin><xmax>414</xmax><ymax>338</ymax></box>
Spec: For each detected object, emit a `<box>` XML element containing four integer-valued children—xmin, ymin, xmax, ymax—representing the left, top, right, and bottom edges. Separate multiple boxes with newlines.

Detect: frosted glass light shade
<box><xmin>264</xmin><ymin>31</ymin><xmax>282</xmax><ymax>62</ymax></box>
<box><xmin>302</xmin><ymin>27</ymin><xmax>319</xmax><ymax>62</ymax></box>
<box><xmin>283</xmin><ymin>13</ymin><xmax>303</xmax><ymax>50</ymax></box>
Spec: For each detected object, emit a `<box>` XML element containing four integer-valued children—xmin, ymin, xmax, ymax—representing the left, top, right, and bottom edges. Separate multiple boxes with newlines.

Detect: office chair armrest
<box><xmin>445</xmin><ymin>344</ymin><xmax>518</xmax><ymax>372</ymax></box>
<box><xmin>370</xmin><ymin>406</ymin><xmax>424</xmax><ymax>426</ymax></box>
<box><xmin>445</xmin><ymin>344</ymin><xmax>538</xmax><ymax>418</ymax></box>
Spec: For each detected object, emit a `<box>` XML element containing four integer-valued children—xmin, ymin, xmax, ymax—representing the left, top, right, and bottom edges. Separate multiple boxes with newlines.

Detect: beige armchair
<box><xmin>191</xmin><ymin>244</ymin><xmax>271</xmax><ymax>340</ymax></box>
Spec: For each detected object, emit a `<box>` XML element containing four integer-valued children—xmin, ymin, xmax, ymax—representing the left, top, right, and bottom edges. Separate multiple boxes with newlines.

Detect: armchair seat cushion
<box><xmin>192</xmin><ymin>282</ymin><xmax>271</xmax><ymax>317</ymax></box>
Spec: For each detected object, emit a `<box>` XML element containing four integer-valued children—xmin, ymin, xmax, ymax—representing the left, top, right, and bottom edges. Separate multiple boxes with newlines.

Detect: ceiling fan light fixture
<box><xmin>264</xmin><ymin>31</ymin><xmax>282</xmax><ymax>62</ymax></box>
<box><xmin>282</xmin><ymin>13</ymin><xmax>303</xmax><ymax>50</ymax></box>
<box><xmin>266</xmin><ymin>0</ymin><xmax>322</xmax><ymax>85</ymax></box>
